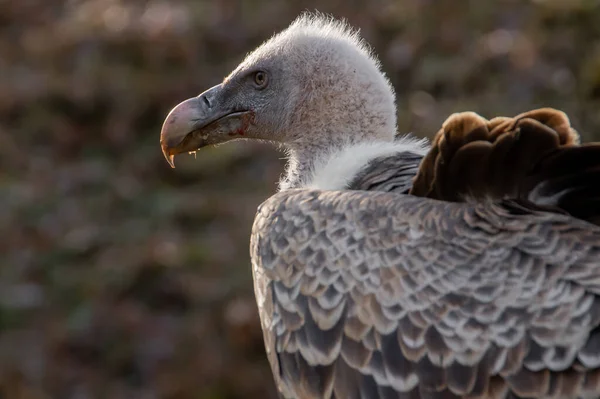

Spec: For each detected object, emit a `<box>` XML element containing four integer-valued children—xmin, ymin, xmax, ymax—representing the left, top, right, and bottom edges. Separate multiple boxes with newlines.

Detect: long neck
<box><xmin>276</xmin><ymin>93</ymin><xmax>398</xmax><ymax>191</ymax></box>
<box><xmin>278</xmin><ymin>143</ymin><xmax>335</xmax><ymax>191</ymax></box>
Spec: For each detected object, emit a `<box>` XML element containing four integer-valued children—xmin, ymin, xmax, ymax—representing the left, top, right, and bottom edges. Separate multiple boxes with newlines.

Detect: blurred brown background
<box><xmin>1</xmin><ymin>0</ymin><xmax>600</xmax><ymax>398</ymax></box>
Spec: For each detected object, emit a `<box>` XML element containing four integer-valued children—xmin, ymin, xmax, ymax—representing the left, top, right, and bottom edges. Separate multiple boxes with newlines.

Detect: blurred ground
<box><xmin>2</xmin><ymin>0</ymin><xmax>600</xmax><ymax>398</ymax></box>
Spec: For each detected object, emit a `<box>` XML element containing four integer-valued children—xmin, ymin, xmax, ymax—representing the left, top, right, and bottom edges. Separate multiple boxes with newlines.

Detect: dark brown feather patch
<box><xmin>410</xmin><ymin>107</ymin><xmax>600</xmax><ymax>227</ymax></box>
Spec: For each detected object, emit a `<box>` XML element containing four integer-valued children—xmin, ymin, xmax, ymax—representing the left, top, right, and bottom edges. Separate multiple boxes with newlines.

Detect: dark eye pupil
<box><xmin>256</xmin><ymin>72</ymin><xmax>264</xmax><ymax>84</ymax></box>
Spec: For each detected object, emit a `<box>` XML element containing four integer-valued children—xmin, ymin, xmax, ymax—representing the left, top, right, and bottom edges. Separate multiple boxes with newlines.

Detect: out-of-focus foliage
<box><xmin>1</xmin><ymin>0</ymin><xmax>599</xmax><ymax>397</ymax></box>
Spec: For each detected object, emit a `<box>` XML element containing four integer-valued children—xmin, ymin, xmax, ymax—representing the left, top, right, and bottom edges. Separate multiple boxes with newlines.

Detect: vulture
<box><xmin>160</xmin><ymin>13</ymin><xmax>600</xmax><ymax>399</ymax></box>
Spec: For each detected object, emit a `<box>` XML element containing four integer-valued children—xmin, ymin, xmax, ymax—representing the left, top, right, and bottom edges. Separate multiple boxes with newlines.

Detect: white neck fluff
<box><xmin>301</xmin><ymin>135</ymin><xmax>429</xmax><ymax>191</ymax></box>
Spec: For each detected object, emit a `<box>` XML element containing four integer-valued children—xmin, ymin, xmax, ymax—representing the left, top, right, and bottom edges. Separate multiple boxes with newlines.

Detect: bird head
<box><xmin>160</xmin><ymin>13</ymin><xmax>397</xmax><ymax>168</ymax></box>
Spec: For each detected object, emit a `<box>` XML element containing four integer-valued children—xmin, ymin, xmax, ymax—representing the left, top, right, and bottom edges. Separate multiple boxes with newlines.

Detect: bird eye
<box><xmin>253</xmin><ymin>71</ymin><xmax>268</xmax><ymax>88</ymax></box>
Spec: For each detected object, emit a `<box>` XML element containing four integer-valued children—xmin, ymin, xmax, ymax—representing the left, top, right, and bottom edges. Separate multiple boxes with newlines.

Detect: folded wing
<box><xmin>251</xmin><ymin>189</ymin><xmax>600</xmax><ymax>399</ymax></box>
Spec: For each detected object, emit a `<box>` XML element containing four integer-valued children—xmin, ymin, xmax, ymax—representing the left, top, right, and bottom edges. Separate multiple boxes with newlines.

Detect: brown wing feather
<box><xmin>410</xmin><ymin>108</ymin><xmax>600</xmax><ymax>226</ymax></box>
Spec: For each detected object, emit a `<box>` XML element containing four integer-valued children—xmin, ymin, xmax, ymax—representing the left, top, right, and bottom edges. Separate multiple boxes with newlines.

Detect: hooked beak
<box><xmin>160</xmin><ymin>84</ymin><xmax>254</xmax><ymax>168</ymax></box>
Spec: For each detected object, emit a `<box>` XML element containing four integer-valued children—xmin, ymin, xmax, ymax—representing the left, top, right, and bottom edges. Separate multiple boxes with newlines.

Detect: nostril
<box><xmin>201</xmin><ymin>95</ymin><xmax>211</xmax><ymax>108</ymax></box>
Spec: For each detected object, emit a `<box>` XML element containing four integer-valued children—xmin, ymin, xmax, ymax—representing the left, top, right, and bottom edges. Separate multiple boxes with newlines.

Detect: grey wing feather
<box><xmin>250</xmin><ymin>189</ymin><xmax>600</xmax><ymax>399</ymax></box>
<box><xmin>347</xmin><ymin>151</ymin><xmax>423</xmax><ymax>194</ymax></box>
